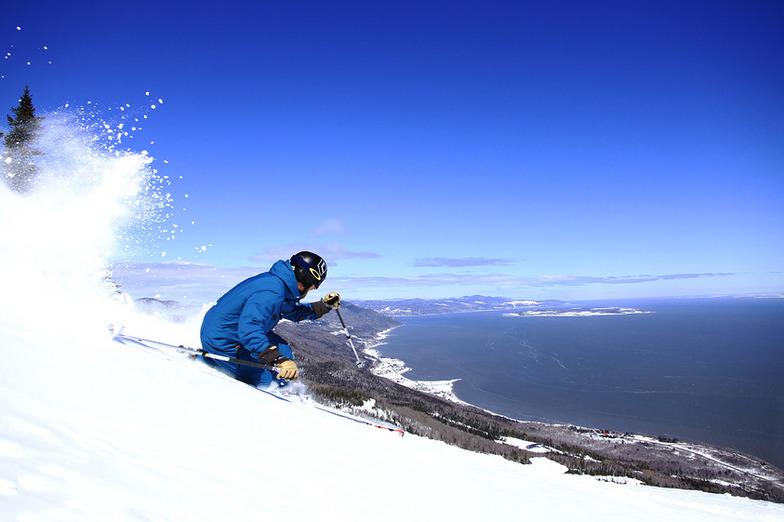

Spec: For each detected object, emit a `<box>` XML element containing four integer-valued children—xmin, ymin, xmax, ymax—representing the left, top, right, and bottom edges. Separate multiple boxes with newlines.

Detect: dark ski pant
<box><xmin>201</xmin><ymin>331</ymin><xmax>293</xmax><ymax>387</ymax></box>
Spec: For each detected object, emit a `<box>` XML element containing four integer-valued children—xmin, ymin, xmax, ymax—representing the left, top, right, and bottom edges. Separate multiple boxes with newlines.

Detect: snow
<box><xmin>505</xmin><ymin>307</ymin><xmax>652</xmax><ymax>317</ymax></box>
<box><xmin>501</xmin><ymin>437</ymin><xmax>553</xmax><ymax>454</ymax></box>
<box><xmin>509</xmin><ymin>299</ymin><xmax>541</xmax><ymax>306</ymax></box>
<box><xmin>1</xmin><ymin>117</ymin><xmax>784</xmax><ymax>521</ymax></box>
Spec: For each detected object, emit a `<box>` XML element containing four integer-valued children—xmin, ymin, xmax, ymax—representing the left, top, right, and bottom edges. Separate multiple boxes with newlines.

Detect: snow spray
<box><xmin>0</xmin><ymin>109</ymin><xmax>171</xmax><ymax>340</ymax></box>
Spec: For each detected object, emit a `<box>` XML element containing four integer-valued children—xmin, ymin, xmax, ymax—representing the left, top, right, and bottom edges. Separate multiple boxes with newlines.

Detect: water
<box><xmin>376</xmin><ymin>298</ymin><xmax>784</xmax><ymax>468</ymax></box>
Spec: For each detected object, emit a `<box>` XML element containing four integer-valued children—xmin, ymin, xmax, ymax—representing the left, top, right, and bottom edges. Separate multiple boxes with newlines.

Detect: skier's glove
<box><xmin>323</xmin><ymin>291</ymin><xmax>341</xmax><ymax>309</ymax></box>
<box><xmin>275</xmin><ymin>359</ymin><xmax>299</xmax><ymax>381</ymax></box>
<box><xmin>258</xmin><ymin>346</ymin><xmax>299</xmax><ymax>381</ymax></box>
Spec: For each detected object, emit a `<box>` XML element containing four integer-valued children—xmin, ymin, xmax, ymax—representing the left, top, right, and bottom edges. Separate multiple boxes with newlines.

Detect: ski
<box><xmin>110</xmin><ymin>327</ymin><xmax>404</xmax><ymax>436</ymax></box>
<box><xmin>109</xmin><ymin>325</ymin><xmax>277</xmax><ymax>372</ymax></box>
<box><xmin>260</xmin><ymin>388</ymin><xmax>404</xmax><ymax>436</ymax></box>
<box><xmin>310</xmin><ymin>403</ymin><xmax>404</xmax><ymax>436</ymax></box>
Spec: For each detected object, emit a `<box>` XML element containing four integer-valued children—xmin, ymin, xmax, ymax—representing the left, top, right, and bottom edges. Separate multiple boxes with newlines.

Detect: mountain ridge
<box><xmin>355</xmin><ymin>295</ymin><xmax>569</xmax><ymax>316</ymax></box>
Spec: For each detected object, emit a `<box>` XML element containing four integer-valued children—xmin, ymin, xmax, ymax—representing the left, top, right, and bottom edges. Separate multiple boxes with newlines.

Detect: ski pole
<box><xmin>109</xmin><ymin>325</ymin><xmax>278</xmax><ymax>372</ymax></box>
<box><xmin>334</xmin><ymin>309</ymin><xmax>363</xmax><ymax>367</ymax></box>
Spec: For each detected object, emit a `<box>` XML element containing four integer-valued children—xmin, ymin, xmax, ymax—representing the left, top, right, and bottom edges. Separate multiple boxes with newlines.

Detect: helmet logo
<box><xmin>310</xmin><ymin>258</ymin><xmax>327</xmax><ymax>281</ymax></box>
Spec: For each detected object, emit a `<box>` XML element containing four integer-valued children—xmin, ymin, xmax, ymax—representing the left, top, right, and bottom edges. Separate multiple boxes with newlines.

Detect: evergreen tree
<box><xmin>3</xmin><ymin>85</ymin><xmax>44</xmax><ymax>193</ymax></box>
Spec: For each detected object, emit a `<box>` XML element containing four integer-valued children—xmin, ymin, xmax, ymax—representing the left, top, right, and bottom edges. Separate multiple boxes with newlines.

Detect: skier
<box><xmin>200</xmin><ymin>251</ymin><xmax>340</xmax><ymax>387</ymax></box>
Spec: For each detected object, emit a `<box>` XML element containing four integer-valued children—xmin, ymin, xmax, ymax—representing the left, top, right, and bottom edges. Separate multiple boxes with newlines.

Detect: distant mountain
<box><xmin>354</xmin><ymin>295</ymin><xmax>566</xmax><ymax>316</ymax></box>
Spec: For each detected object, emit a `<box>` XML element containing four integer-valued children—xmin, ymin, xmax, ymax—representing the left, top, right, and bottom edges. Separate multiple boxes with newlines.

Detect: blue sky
<box><xmin>3</xmin><ymin>1</ymin><xmax>783</xmax><ymax>302</ymax></box>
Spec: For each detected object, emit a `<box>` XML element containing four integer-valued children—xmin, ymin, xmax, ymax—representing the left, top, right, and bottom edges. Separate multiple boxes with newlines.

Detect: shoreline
<box><xmin>358</xmin><ymin>324</ymin><xmax>784</xmax><ymax>489</ymax></box>
<box><xmin>363</xmin><ymin>328</ymin><xmax>557</xmax><ymax>423</ymax></box>
<box><xmin>362</xmin><ymin>327</ymin><xmax>472</xmax><ymax>407</ymax></box>
<box><xmin>360</xmin><ymin>322</ymin><xmax>784</xmax><ymax>469</ymax></box>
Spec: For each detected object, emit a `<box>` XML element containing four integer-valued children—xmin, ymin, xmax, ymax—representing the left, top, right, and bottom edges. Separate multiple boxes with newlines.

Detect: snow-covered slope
<box><xmin>3</xmin><ymin>315</ymin><xmax>784</xmax><ymax>521</ymax></box>
<box><xmin>1</xmin><ymin>116</ymin><xmax>783</xmax><ymax>521</ymax></box>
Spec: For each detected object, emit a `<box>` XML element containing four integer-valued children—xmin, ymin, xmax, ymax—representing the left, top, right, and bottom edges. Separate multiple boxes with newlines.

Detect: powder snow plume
<box><xmin>0</xmin><ymin>110</ymin><xmax>170</xmax><ymax>339</ymax></box>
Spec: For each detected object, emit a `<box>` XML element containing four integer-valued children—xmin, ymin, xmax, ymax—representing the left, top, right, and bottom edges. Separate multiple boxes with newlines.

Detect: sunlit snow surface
<box><xmin>1</xmin><ymin>117</ymin><xmax>783</xmax><ymax>521</ymax></box>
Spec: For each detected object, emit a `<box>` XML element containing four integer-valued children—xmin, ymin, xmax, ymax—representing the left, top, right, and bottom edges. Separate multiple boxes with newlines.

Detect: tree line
<box><xmin>1</xmin><ymin>85</ymin><xmax>44</xmax><ymax>193</ymax></box>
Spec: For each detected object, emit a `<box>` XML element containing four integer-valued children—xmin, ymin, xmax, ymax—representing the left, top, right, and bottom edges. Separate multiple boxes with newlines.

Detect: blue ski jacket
<box><xmin>200</xmin><ymin>259</ymin><xmax>317</xmax><ymax>361</ymax></box>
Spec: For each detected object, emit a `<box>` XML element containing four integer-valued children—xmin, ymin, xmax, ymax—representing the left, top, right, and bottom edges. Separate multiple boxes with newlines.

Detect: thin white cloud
<box><xmin>329</xmin><ymin>271</ymin><xmax>740</xmax><ymax>289</ymax></box>
<box><xmin>249</xmin><ymin>241</ymin><xmax>379</xmax><ymax>263</ymax></box>
<box><xmin>313</xmin><ymin>219</ymin><xmax>346</xmax><ymax>236</ymax></box>
<box><xmin>111</xmin><ymin>261</ymin><xmax>741</xmax><ymax>305</ymax></box>
<box><xmin>413</xmin><ymin>257</ymin><xmax>515</xmax><ymax>267</ymax></box>
<box><xmin>110</xmin><ymin>262</ymin><xmax>260</xmax><ymax>304</ymax></box>
<box><xmin>529</xmin><ymin>273</ymin><xmax>740</xmax><ymax>286</ymax></box>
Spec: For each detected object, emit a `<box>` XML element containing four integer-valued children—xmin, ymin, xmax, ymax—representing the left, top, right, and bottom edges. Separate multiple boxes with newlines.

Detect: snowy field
<box><xmin>1</xmin><ymin>116</ymin><xmax>783</xmax><ymax>521</ymax></box>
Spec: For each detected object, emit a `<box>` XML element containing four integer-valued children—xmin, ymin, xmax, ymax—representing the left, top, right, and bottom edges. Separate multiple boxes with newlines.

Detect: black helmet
<box><xmin>290</xmin><ymin>251</ymin><xmax>327</xmax><ymax>289</ymax></box>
